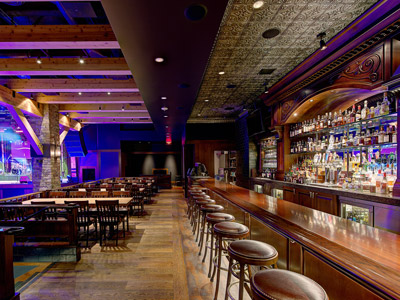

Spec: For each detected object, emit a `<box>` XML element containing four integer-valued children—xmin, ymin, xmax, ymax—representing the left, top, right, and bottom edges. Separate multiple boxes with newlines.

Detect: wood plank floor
<box><xmin>20</xmin><ymin>187</ymin><xmax>248</xmax><ymax>300</ymax></box>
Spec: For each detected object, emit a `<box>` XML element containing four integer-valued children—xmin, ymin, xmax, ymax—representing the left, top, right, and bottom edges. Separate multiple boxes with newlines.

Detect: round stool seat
<box><xmin>206</xmin><ymin>213</ymin><xmax>235</xmax><ymax>225</ymax></box>
<box><xmin>251</xmin><ymin>269</ymin><xmax>328</xmax><ymax>300</ymax></box>
<box><xmin>193</xmin><ymin>195</ymin><xmax>210</xmax><ymax>200</ymax></box>
<box><xmin>213</xmin><ymin>221</ymin><xmax>249</xmax><ymax>239</ymax></box>
<box><xmin>200</xmin><ymin>204</ymin><xmax>224</xmax><ymax>213</ymax></box>
<box><xmin>196</xmin><ymin>199</ymin><xmax>216</xmax><ymax>205</ymax></box>
<box><xmin>190</xmin><ymin>190</ymin><xmax>205</xmax><ymax>195</ymax></box>
<box><xmin>228</xmin><ymin>240</ymin><xmax>278</xmax><ymax>266</ymax></box>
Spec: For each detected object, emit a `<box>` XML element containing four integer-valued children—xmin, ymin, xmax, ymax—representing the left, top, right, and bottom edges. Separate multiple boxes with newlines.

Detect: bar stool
<box><xmin>198</xmin><ymin>204</ymin><xmax>224</xmax><ymax>253</ymax></box>
<box><xmin>190</xmin><ymin>194</ymin><xmax>211</xmax><ymax>224</ymax></box>
<box><xmin>212</xmin><ymin>222</ymin><xmax>249</xmax><ymax>300</ymax></box>
<box><xmin>251</xmin><ymin>269</ymin><xmax>329</xmax><ymax>300</ymax></box>
<box><xmin>205</xmin><ymin>213</ymin><xmax>235</xmax><ymax>278</ymax></box>
<box><xmin>194</xmin><ymin>199</ymin><xmax>216</xmax><ymax>238</ymax></box>
<box><xmin>225</xmin><ymin>240</ymin><xmax>278</xmax><ymax>300</ymax></box>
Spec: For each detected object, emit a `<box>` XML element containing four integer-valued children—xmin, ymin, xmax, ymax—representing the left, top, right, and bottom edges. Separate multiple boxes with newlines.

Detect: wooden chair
<box><xmin>112</xmin><ymin>191</ymin><xmax>131</xmax><ymax>229</ymax></box>
<box><xmin>95</xmin><ymin>200</ymin><xmax>124</xmax><ymax>246</ymax></box>
<box><xmin>48</xmin><ymin>191</ymin><xmax>67</xmax><ymax>198</ymax></box>
<box><xmin>65</xmin><ymin>200</ymin><xmax>97</xmax><ymax>248</ymax></box>
<box><xmin>69</xmin><ymin>191</ymin><xmax>87</xmax><ymax>198</ymax></box>
<box><xmin>114</xmin><ymin>184</ymin><xmax>125</xmax><ymax>189</ymax></box>
<box><xmin>131</xmin><ymin>186</ymin><xmax>144</xmax><ymax>216</ymax></box>
<box><xmin>91</xmin><ymin>191</ymin><xmax>109</xmax><ymax>198</ymax></box>
<box><xmin>30</xmin><ymin>201</ymin><xmax>57</xmax><ymax>220</ymax></box>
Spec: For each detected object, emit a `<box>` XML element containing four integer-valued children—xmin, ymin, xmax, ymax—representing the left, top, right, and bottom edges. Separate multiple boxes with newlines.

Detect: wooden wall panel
<box><xmin>303</xmin><ymin>251</ymin><xmax>384</xmax><ymax>300</ymax></box>
<box><xmin>187</xmin><ymin>140</ymin><xmax>235</xmax><ymax>177</ymax></box>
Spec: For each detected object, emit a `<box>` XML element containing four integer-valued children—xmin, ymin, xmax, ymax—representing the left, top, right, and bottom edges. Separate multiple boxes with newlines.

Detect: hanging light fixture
<box><xmin>317</xmin><ymin>32</ymin><xmax>327</xmax><ymax>51</ymax></box>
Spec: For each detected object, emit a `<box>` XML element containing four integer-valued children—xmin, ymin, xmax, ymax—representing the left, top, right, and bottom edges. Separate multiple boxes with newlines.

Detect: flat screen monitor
<box><xmin>247</xmin><ymin>109</ymin><xmax>265</xmax><ymax>137</ymax></box>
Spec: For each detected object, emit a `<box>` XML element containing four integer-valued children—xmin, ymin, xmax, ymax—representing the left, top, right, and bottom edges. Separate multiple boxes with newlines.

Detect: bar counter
<box><xmin>197</xmin><ymin>178</ymin><xmax>400</xmax><ymax>300</ymax></box>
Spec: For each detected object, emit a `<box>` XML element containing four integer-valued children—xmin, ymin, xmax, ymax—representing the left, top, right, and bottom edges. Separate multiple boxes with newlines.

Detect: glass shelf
<box><xmin>290</xmin><ymin>113</ymin><xmax>396</xmax><ymax>140</ymax></box>
<box><xmin>290</xmin><ymin>142</ymin><xmax>397</xmax><ymax>155</ymax></box>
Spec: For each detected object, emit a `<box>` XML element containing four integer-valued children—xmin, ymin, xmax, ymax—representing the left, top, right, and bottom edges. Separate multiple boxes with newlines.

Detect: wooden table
<box><xmin>22</xmin><ymin>197</ymin><xmax>133</xmax><ymax>206</ymax></box>
<box><xmin>197</xmin><ymin>178</ymin><xmax>400</xmax><ymax>300</ymax></box>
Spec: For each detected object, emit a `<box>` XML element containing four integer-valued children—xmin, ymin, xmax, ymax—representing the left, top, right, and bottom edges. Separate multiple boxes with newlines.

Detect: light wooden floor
<box><xmin>20</xmin><ymin>187</ymin><xmax>249</xmax><ymax>300</ymax></box>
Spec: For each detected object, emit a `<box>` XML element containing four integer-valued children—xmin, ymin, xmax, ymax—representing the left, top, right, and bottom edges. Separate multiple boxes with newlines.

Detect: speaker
<box><xmin>64</xmin><ymin>131</ymin><xmax>87</xmax><ymax>157</ymax></box>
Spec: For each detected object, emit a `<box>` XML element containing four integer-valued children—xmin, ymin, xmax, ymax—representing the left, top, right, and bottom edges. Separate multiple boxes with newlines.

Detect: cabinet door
<box><xmin>315</xmin><ymin>192</ymin><xmax>338</xmax><ymax>216</ymax></box>
<box><xmin>283</xmin><ymin>186</ymin><xmax>295</xmax><ymax>203</ymax></box>
<box><xmin>297</xmin><ymin>188</ymin><xmax>314</xmax><ymax>209</ymax></box>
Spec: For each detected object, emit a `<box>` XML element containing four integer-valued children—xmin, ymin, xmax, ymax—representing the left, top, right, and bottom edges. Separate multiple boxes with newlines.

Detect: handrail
<box><xmin>0</xmin><ymin>191</ymin><xmax>44</xmax><ymax>203</ymax></box>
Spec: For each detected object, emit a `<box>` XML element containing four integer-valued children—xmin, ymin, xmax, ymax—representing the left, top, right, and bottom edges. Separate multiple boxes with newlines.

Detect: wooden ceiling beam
<box><xmin>59</xmin><ymin>103</ymin><xmax>147</xmax><ymax>112</ymax></box>
<box><xmin>0</xmin><ymin>57</ymin><xmax>130</xmax><ymax>76</ymax></box>
<box><xmin>0</xmin><ymin>85</ymin><xmax>43</xmax><ymax>117</ymax></box>
<box><xmin>0</xmin><ymin>25</ymin><xmax>117</xmax><ymax>49</ymax></box>
<box><xmin>68</xmin><ymin>112</ymin><xmax>150</xmax><ymax>119</ymax></box>
<box><xmin>36</xmin><ymin>92</ymin><xmax>144</xmax><ymax>104</ymax></box>
<box><xmin>59</xmin><ymin>114</ymin><xmax>82</xmax><ymax>131</ymax></box>
<box><xmin>0</xmin><ymin>79</ymin><xmax>138</xmax><ymax>93</ymax></box>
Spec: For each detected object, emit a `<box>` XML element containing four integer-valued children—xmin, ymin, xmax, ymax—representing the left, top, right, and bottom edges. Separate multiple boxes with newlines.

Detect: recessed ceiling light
<box><xmin>294</xmin><ymin>113</ymin><xmax>298</xmax><ymax>116</ymax></box>
<box><xmin>204</xmin><ymin>99</ymin><xmax>209</xmax><ymax>102</ymax></box>
<box><xmin>310</xmin><ymin>99</ymin><xmax>314</xmax><ymax>102</ymax></box>
<box><xmin>36</xmin><ymin>58</ymin><xmax>42</xmax><ymax>64</ymax></box>
<box><xmin>161</xmin><ymin>106</ymin><xmax>168</xmax><ymax>111</ymax></box>
<box><xmin>253</xmin><ymin>1</ymin><xmax>264</xmax><ymax>9</ymax></box>
<box><xmin>262</xmin><ymin>28</ymin><xmax>280</xmax><ymax>39</ymax></box>
<box><xmin>184</xmin><ymin>4</ymin><xmax>207</xmax><ymax>21</ymax></box>
<box><xmin>218</xmin><ymin>71</ymin><xmax>225</xmax><ymax>75</ymax></box>
<box><xmin>161</xmin><ymin>96</ymin><xmax>167</xmax><ymax>100</ymax></box>
<box><xmin>164</xmin><ymin>115</ymin><xmax>168</xmax><ymax>118</ymax></box>
<box><xmin>79</xmin><ymin>58</ymin><xmax>85</xmax><ymax>64</ymax></box>
<box><xmin>122</xmin><ymin>106</ymin><xmax>125</xmax><ymax>111</ymax></box>
<box><xmin>155</xmin><ymin>57</ymin><xmax>164</xmax><ymax>63</ymax></box>
<box><xmin>78</xmin><ymin>92</ymin><xmax>82</xmax><ymax>95</ymax></box>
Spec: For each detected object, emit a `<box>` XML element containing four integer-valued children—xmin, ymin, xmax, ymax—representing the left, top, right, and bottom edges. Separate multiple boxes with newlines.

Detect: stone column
<box><xmin>31</xmin><ymin>104</ymin><xmax>61</xmax><ymax>191</ymax></box>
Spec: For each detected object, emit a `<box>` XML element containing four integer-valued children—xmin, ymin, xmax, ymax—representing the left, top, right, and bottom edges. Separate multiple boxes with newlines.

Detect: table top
<box><xmin>22</xmin><ymin>197</ymin><xmax>133</xmax><ymax>205</ymax></box>
<box><xmin>199</xmin><ymin>178</ymin><xmax>400</xmax><ymax>299</ymax></box>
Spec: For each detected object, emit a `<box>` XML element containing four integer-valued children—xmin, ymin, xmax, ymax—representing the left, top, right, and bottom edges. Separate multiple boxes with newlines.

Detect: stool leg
<box><xmin>224</xmin><ymin>256</ymin><xmax>233</xmax><ymax>300</ymax></box>
<box><xmin>208</xmin><ymin>229</ymin><xmax>214</xmax><ymax>278</ymax></box>
<box><xmin>238</xmin><ymin>263</ymin><xmax>245</xmax><ymax>300</ymax></box>
<box><xmin>214</xmin><ymin>236</ymin><xmax>223</xmax><ymax>299</ymax></box>
<box><xmin>211</xmin><ymin>235</ymin><xmax>219</xmax><ymax>282</ymax></box>
<box><xmin>195</xmin><ymin>209</ymin><xmax>201</xmax><ymax>243</ymax></box>
<box><xmin>198</xmin><ymin>213</ymin><xmax>206</xmax><ymax>255</ymax></box>
<box><xmin>202</xmin><ymin>222</ymin><xmax>210</xmax><ymax>262</ymax></box>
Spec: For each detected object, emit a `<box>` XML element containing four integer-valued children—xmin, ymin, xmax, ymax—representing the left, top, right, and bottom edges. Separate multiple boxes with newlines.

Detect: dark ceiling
<box><xmin>101</xmin><ymin>0</ymin><xmax>230</xmax><ymax>141</ymax></box>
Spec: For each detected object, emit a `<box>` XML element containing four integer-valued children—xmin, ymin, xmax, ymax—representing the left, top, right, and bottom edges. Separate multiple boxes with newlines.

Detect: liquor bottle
<box><xmin>316</xmin><ymin>115</ymin><xmax>321</xmax><ymax>130</ymax></box>
<box><xmin>355</xmin><ymin>105</ymin><xmax>361</xmax><ymax>122</ymax></box>
<box><xmin>338</xmin><ymin>109</ymin><xmax>343</xmax><ymax>125</ymax></box>
<box><xmin>375</xmin><ymin>102</ymin><xmax>381</xmax><ymax>117</ymax></box>
<box><xmin>381</xmin><ymin>92</ymin><xmax>389</xmax><ymax>116</ymax></box>
<box><xmin>350</xmin><ymin>105</ymin><xmax>356</xmax><ymax>123</ymax></box>
<box><xmin>332</xmin><ymin>112</ymin><xmax>337</xmax><ymax>127</ymax></box>
<box><xmin>384</xmin><ymin>126</ymin><xmax>390</xmax><ymax>144</ymax></box>
<box><xmin>369</xmin><ymin>106</ymin><xmax>375</xmax><ymax>119</ymax></box>
<box><xmin>361</xmin><ymin>100</ymin><xmax>368</xmax><ymax>120</ymax></box>
<box><xmin>381</xmin><ymin>172</ymin><xmax>388</xmax><ymax>194</ymax></box>
<box><xmin>378</xmin><ymin>126</ymin><xmax>385</xmax><ymax>144</ymax></box>
<box><xmin>328</xmin><ymin>112</ymin><xmax>332</xmax><ymax>127</ymax></box>
<box><xmin>364</xmin><ymin>129</ymin><xmax>371</xmax><ymax>145</ymax></box>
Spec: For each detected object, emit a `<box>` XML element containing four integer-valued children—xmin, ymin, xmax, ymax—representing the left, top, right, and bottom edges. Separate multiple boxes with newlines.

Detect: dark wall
<box><xmin>186</xmin><ymin>123</ymin><xmax>235</xmax><ymax>140</ymax></box>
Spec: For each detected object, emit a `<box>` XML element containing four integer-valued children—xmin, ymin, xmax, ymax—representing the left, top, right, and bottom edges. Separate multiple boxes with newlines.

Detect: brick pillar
<box><xmin>31</xmin><ymin>104</ymin><xmax>61</xmax><ymax>191</ymax></box>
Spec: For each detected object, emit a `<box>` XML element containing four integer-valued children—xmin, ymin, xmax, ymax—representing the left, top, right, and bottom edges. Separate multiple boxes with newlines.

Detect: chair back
<box><xmin>69</xmin><ymin>191</ymin><xmax>87</xmax><ymax>198</ymax></box>
<box><xmin>30</xmin><ymin>201</ymin><xmax>57</xmax><ymax>219</ymax></box>
<box><xmin>65</xmin><ymin>200</ymin><xmax>90</xmax><ymax>224</ymax></box>
<box><xmin>91</xmin><ymin>191</ymin><xmax>109</xmax><ymax>198</ymax></box>
<box><xmin>49</xmin><ymin>191</ymin><xmax>67</xmax><ymax>198</ymax></box>
<box><xmin>96</xmin><ymin>200</ymin><xmax>119</xmax><ymax>224</ymax></box>
<box><xmin>114</xmin><ymin>184</ymin><xmax>125</xmax><ymax>189</ymax></box>
<box><xmin>112</xmin><ymin>191</ymin><xmax>130</xmax><ymax>197</ymax></box>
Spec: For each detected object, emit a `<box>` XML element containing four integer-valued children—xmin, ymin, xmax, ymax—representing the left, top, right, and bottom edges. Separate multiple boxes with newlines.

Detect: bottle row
<box><xmin>290</xmin><ymin>124</ymin><xmax>397</xmax><ymax>154</ymax></box>
<box><xmin>284</xmin><ymin>152</ymin><xmax>397</xmax><ymax>194</ymax></box>
<box><xmin>290</xmin><ymin>93</ymin><xmax>394</xmax><ymax>138</ymax></box>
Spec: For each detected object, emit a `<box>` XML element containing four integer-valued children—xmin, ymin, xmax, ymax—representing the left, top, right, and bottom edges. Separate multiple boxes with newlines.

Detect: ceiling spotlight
<box><xmin>30</xmin><ymin>94</ymin><xmax>34</xmax><ymax>100</ymax></box>
<box><xmin>165</xmin><ymin>125</ymin><xmax>168</xmax><ymax>128</ymax></box>
<box><xmin>197</xmin><ymin>113</ymin><xmax>201</xmax><ymax>117</ymax></box>
<box><xmin>164</xmin><ymin>115</ymin><xmax>168</xmax><ymax>118</ymax></box>
<box><xmin>310</xmin><ymin>99</ymin><xmax>314</xmax><ymax>102</ymax></box>
<box><xmin>113</xmin><ymin>118</ymin><xmax>116</xmax><ymax>122</ymax></box>
<box><xmin>204</xmin><ymin>99</ymin><xmax>209</xmax><ymax>102</ymax></box>
<box><xmin>36</xmin><ymin>57</ymin><xmax>42</xmax><ymax>64</ymax></box>
<box><xmin>99</xmin><ymin>106</ymin><xmax>102</xmax><ymax>111</ymax></box>
<box><xmin>79</xmin><ymin>57</ymin><xmax>85</xmax><ymax>64</ymax></box>
<box><xmin>155</xmin><ymin>57</ymin><xmax>164</xmax><ymax>63</ymax></box>
<box><xmin>107</xmin><ymin>92</ymin><xmax>111</xmax><ymax>95</ymax></box>
<box><xmin>122</xmin><ymin>106</ymin><xmax>125</xmax><ymax>111</ymax></box>
<box><xmin>317</xmin><ymin>32</ymin><xmax>327</xmax><ymax>51</ymax></box>
<box><xmin>161</xmin><ymin>106</ymin><xmax>168</xmax><ymax>111</ymax></box>
<box><xmin>264</xmin><ymin>86</ymin><xmax>269</xmax><ymax>94</ymax></box>
<box><xmin>161</xmin><ymin>96</ymin><xmax>167</xmax><ymax>100</ymax></box>
<box><xmin>253</xmin><ymin>1</ymin><xmax>264</xmax><ymax>9</ymax></box>
<box><xmin>218</xmin><ymin>71</ymin><xmax>225</xmax><ymax>75</ymax></box>
<box><xmin>66</xmin><ymin>113</ymin><xmax>70</xmax><ymax>117</ymax></box>
<box><xmin>78</xmin><ymin>92</ymin><xmax>82</xmax><ymax>95</ymax></box>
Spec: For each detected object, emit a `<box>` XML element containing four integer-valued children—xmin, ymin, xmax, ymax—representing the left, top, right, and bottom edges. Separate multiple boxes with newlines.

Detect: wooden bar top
<box><xmin>199</xmin><ymin>179</ymin><xmax>400</xmax><ymax>299</ymax></box>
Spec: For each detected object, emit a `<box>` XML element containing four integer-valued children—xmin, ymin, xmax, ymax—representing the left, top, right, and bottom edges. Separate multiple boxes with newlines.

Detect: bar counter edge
<box><xmin>197</xmin><ymin>178</ymin><xmax>400</xmax><ymax>300</ymax></box>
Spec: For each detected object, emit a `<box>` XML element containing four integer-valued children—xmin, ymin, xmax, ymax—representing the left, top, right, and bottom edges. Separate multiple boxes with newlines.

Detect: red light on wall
<box><xmin>166</xmin><ymin>136</ymin><xmax>172</xmax><ymax>144</ymax></box>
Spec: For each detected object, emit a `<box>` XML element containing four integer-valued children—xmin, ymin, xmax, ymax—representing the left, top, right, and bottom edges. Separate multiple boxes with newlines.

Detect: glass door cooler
<box><xmin>340</xmin><ymin>197</ymin><xmax>373</xmax><ymax>226</ymax></box>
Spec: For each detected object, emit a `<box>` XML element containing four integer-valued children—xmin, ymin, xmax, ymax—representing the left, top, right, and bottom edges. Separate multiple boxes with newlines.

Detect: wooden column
<box><xmin>0</xmin><ymin>231</ymin><xmax>19</xmax><ymax>300</ymax></box>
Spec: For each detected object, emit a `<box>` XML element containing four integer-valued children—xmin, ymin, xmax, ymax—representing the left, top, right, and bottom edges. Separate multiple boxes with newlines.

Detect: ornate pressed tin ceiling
<box><xmin>189</xmin><ymin>0</ymin><xmax>378</xmax><ymax>123</ymax></box>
